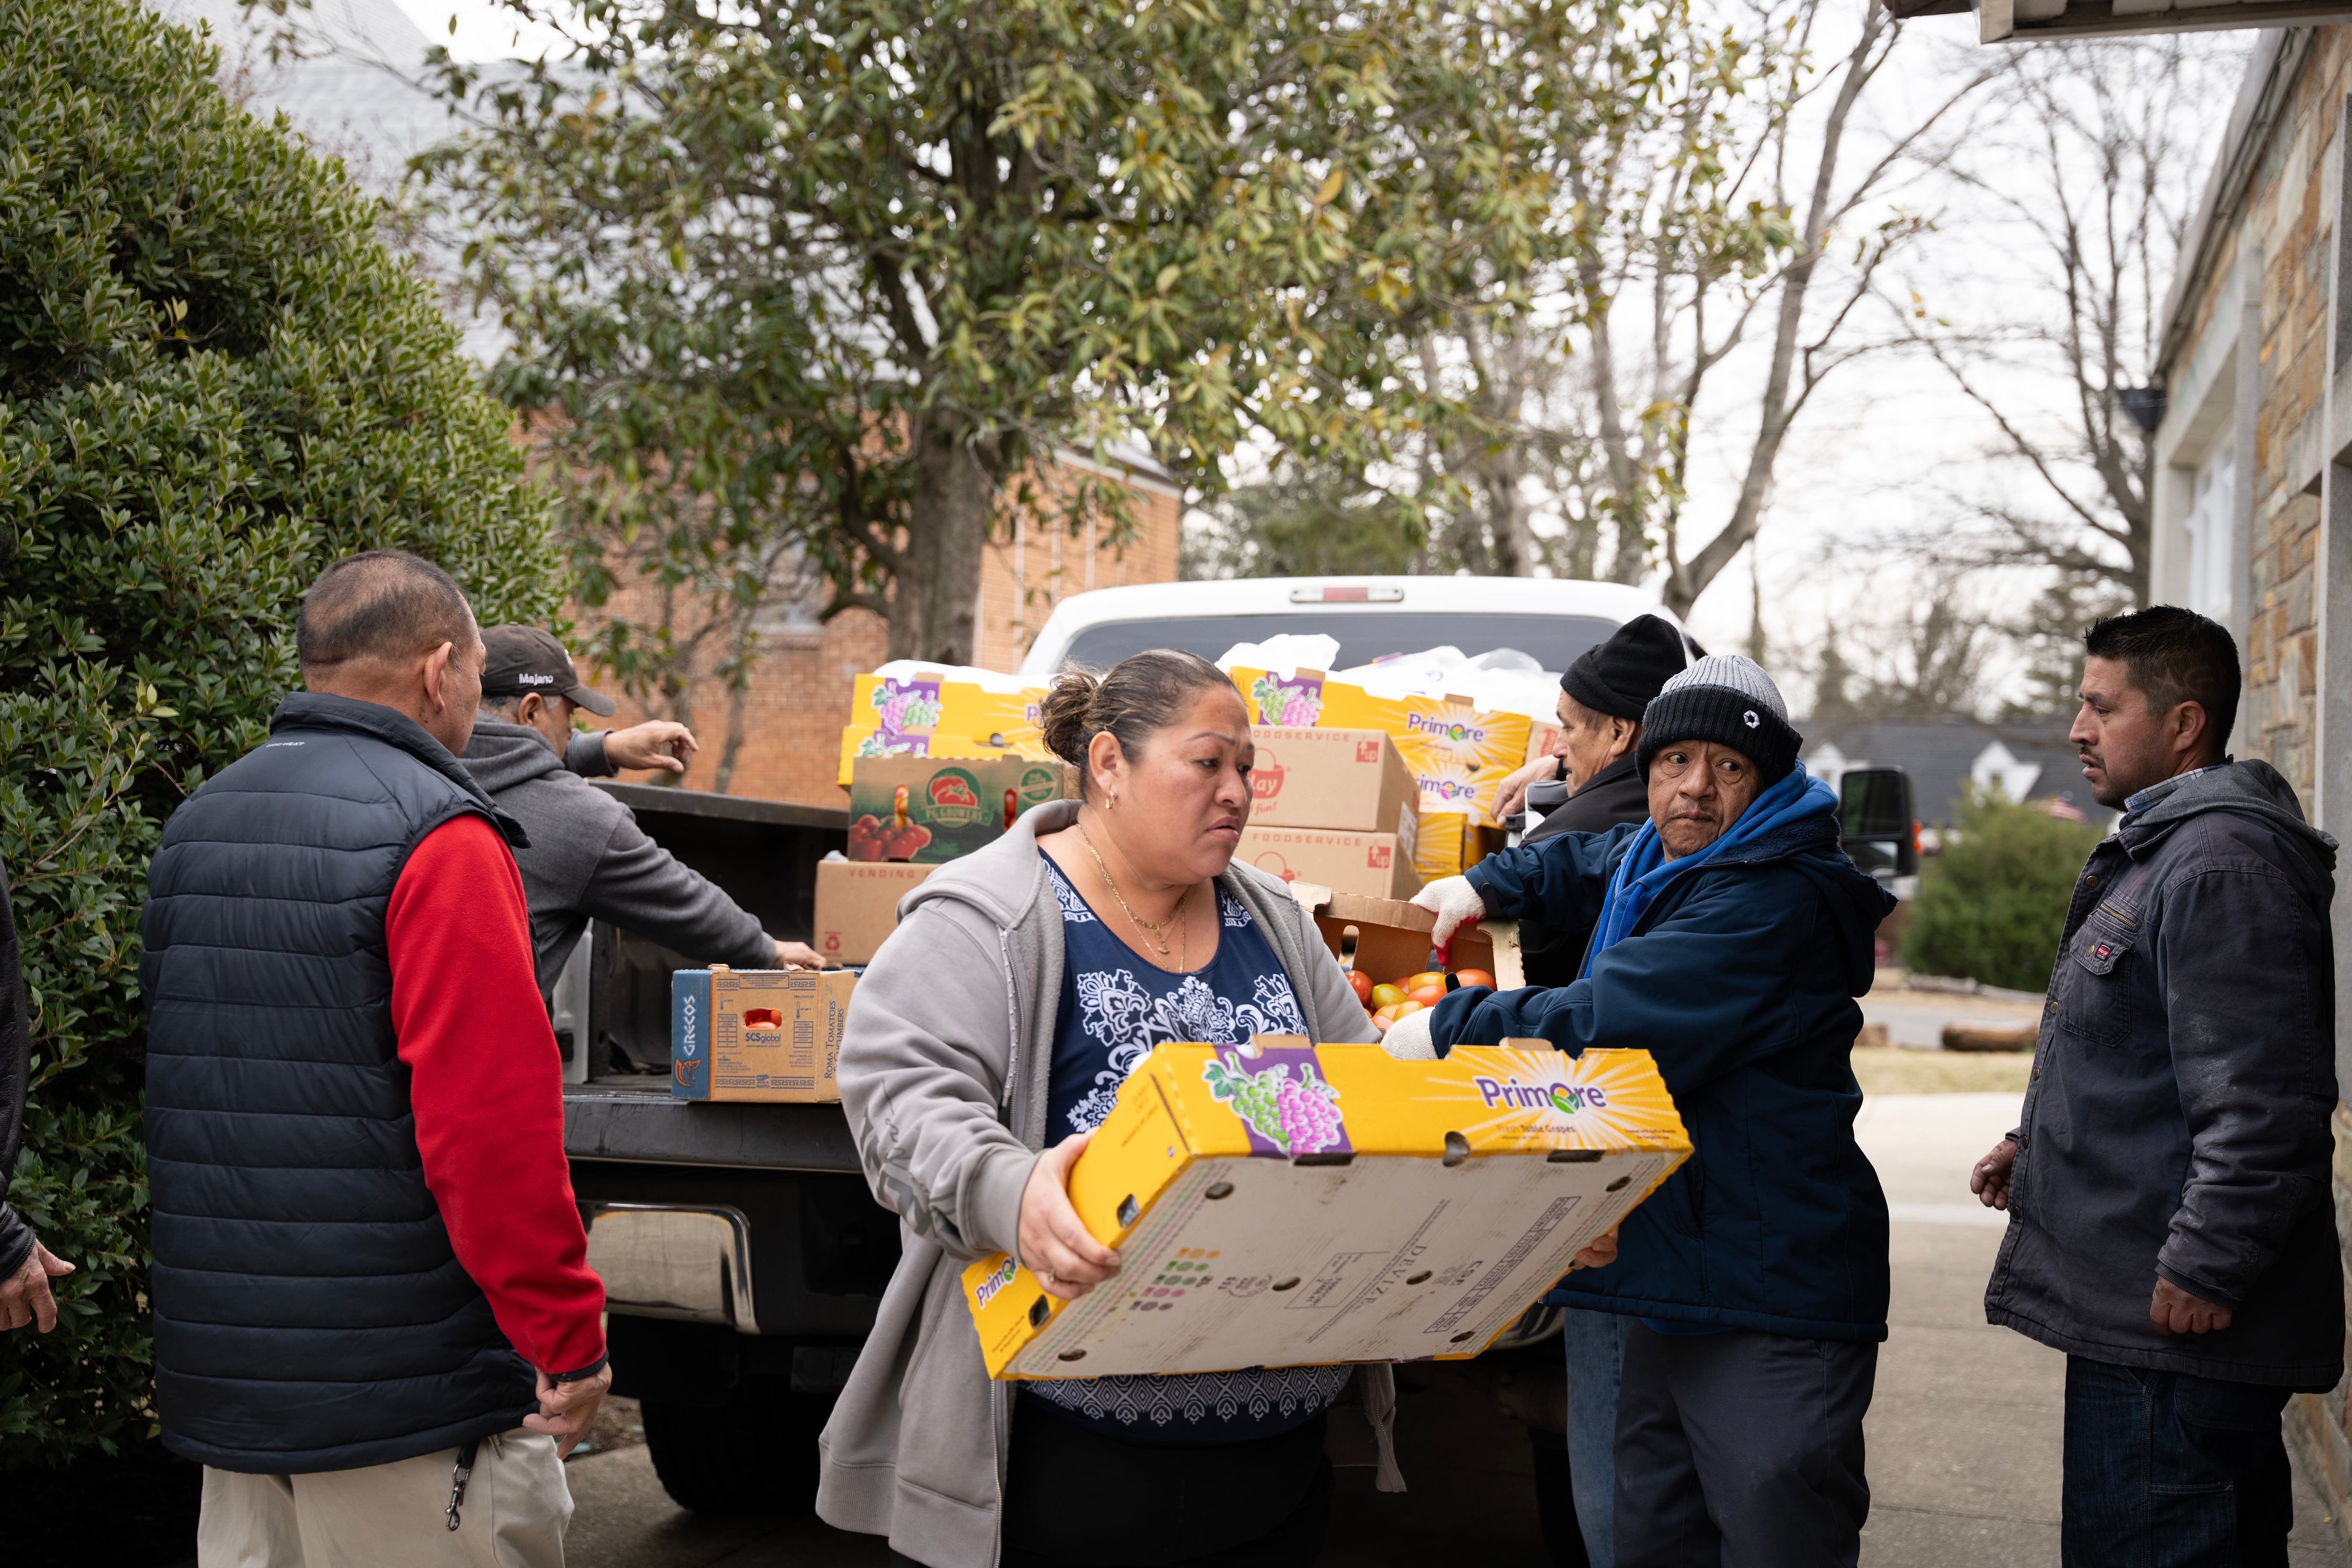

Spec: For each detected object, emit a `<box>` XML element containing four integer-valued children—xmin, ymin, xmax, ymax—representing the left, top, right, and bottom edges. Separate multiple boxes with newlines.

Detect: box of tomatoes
<box><xmin>845</xmin><ymin>756</ymin><xmax>1075</xmax><ymax>864</ymax></box>
<box><xmin>1308</xmin><ymin>892</ymin><xmax>1524</xmax><ymax>1038</ymax></box>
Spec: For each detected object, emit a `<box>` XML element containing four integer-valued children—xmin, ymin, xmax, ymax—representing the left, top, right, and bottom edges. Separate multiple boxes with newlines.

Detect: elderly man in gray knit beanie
<box><xmin>1390</xmin><ymin>655</ymin><xmax>1896</xmax><ymax>1568</ymax></box>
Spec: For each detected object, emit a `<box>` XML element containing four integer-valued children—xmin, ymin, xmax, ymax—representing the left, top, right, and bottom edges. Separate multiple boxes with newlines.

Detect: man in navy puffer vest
<box><xmin>144</xmin><ymin>551</ymin><xmax>609</xmax><ymax>1566</ymax></box>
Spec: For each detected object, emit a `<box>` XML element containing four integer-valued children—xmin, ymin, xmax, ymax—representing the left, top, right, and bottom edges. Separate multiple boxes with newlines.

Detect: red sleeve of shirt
<box><xmin>387</xmin><ymin>814</ymin><xmax>606</xmax><ymax>1377</ymax></box>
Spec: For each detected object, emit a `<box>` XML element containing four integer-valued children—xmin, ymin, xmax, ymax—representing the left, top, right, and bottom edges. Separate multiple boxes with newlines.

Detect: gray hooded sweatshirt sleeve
<box><xmin>816</xmin><ymin>801</ymin><xmax>1397</xmax><ymax>1568</ymax></box>
<box><xmin>460</xmin><ymin>719</ymin><xmax>772</xmax><ymax>996</ymax></box>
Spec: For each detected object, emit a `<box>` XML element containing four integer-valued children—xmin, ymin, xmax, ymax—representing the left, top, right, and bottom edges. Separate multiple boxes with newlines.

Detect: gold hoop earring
<box><xmin>1107</xmin><ymin>793</ymin><xmax>1116</xmax><ymax>811</ymax></box>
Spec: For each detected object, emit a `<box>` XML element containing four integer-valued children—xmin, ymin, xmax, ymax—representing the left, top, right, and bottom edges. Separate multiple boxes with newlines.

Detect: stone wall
<box><xmin>2242</xmin><ymin>31</ymin><xmax>2344</xmax><ymax>794</ymax></box>
<box><xmin>2176</xmin><ymin>25</ymin><xmax>2352</xmax><ymax>1526</ymax></box>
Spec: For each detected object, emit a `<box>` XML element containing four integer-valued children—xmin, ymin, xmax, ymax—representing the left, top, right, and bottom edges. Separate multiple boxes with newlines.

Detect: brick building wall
<box><xmin>572</xmin><ymin>457</ymin><xmax>1184</xmax><ymax>807</ymax></box>
<box><xmin>2156</xmin><ymin>28</ymin><xmax>2352</xmax><ymax>1524</ymax></box>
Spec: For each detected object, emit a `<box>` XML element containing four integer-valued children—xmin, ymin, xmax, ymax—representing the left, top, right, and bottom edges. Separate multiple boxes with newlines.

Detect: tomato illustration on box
<box><xmin>961</xmin><ymin>1039</ymin><xmax>1690</xmax><ymax>1379</ymax></box>
<box><xmin>846</xmin><ymin>757</ymin><xmax>1076</xmax><ymax>862</ymax></box>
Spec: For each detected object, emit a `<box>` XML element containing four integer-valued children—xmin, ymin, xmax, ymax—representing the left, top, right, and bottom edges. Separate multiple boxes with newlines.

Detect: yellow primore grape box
<box><xmin>1228</xmin><ymin>667</ymin><xmax>1535</xmax><ymax>777</ymax></box>
<box><xmin>962</xmin><ymin>1038</ymin><xmax>1690</xmax><ymax>1381</ymax></box>
<box><xmin>853</xmin><ymin>671</ymin><xmax>1048</xmax><ymax>747</ymax></box>
<box><xmin>1402</xmin><ymin>750</ymin><xmax>1516</xmax><ymax>830</ymax></box>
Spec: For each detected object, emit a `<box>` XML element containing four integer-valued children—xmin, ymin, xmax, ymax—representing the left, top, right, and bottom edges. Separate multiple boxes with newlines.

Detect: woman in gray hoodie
<box><xmin>816</xmin><ymin>650</ymin><xmax>1398</xmax><ymax>1568</ymax></box>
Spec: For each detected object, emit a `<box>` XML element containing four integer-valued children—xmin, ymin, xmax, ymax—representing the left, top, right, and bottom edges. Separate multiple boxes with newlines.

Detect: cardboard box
<box><xmin>1308</xmin><ymin>890</ymin><xmax>1524</xmax><ymax>992</ymax></box>
<box><xmin>1413</xmin><ymin>811</ymin><xmax>1467</xmax><ymax>882</ymax></box>
<box><xmin>814</xmin><ymin>860</ymin><xmax>938</xmax><ymax>965</ymax></box>
<box><xmin>1409</xmin><ymin>811</ymin><xmax>1508</xmax><ymax>881</ymax></box>
<box><xmin>838</xmin><ymin>726</ymin><xmax>1056</xmax><ymax>787</ymax></box>
<box><xmin>1227</xmin><ymin>667</ymin><xmax>1534</xmax><ymax>775</ymax></box>
<box><xmin>853</xmin><ymin>672</ymin><xmax>1049</xmax><ymax>749</ymax></box>
<box><xmin>961</xmin><ymin>1038</ymin><xmax>1690</xmax><ymax>1378</ymax></box>
<box><xmin>1400</xmin><ymin>750</ymin><xmax>1515</xmax><ymax>829</ymax></box>
<box><xmin>1525</xmin><ymin>719</ymin><xmax>1565</xmax><ymax>770</ymax></box>
<box><xmin>846</xmin><ymin>756</ymin><xmax>1074</xmax><ymax>863</ymax></box>
<box><xmin>1237</xmin><ymin>823</ymin><xmax>1420</xmax><ymax>901</ymax></box>
<box><xmin>670</xmin><ymin>966</ymin><xmax>857</xmax><ymax>1102</ymax></box>
<box><xmin>1246</xmin><ymin>727</ymin><xmax>1419</xmax><ymax>833</ymax></box>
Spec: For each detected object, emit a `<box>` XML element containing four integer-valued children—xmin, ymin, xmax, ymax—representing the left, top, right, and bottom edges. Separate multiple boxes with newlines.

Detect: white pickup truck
<box><xmin>565</xmin><ymin>575</ymin><xmax>1679</xmax><ymax>1518</ymax></box>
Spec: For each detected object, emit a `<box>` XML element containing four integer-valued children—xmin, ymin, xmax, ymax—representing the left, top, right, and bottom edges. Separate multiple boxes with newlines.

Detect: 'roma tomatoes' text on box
<box><xmin>962</xmin><ymin>1039</ymin><xmax>1689</xmax><ymax>1379</ymax></box>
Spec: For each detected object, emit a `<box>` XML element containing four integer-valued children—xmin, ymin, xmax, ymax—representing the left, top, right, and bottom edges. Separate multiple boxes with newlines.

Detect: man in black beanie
<box><xmin>1497</xmin><ymin>614</ymin><xmax>1692</xmax><ymax>854</ymax></box>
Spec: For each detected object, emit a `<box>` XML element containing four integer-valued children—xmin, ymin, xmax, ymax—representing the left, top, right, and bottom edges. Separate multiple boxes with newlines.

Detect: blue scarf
<box><xmin>1578</xmin><ymin>764</ymin><xmax>1838</xmax><ymax>979</ymax></box>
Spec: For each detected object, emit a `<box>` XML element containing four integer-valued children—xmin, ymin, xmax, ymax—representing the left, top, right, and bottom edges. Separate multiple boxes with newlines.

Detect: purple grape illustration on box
<box><xmin>1247</xmin><ymin>673</ymin><xmax>1322</xmax><ymax>730</ymax></box>
<box><xmin>870</xmin><ymin>679</ymin><xmax>942</xmax><ymax>735</ymax></box>
<box><xmin>1203</xmin><ymin>1052</ymin><xmax>1344</xmax><ymax>1157</ymax></box>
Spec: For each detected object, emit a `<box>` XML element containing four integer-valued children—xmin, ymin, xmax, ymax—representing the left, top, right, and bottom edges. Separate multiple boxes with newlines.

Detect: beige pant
<box><xmin>198</xmin><ymin>1429</ymin><xmax>572</xmax><ymax>1568</ymax></box>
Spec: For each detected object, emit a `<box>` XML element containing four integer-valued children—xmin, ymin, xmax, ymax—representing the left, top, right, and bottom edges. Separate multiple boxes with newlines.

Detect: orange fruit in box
<box><xmin>1400</xmin><ymin>971</ymin><xmax>1446</xmax><ymax>993</ymax></box>
<box><xmin>1347</xmin><ymin>971</ymin><xmax>1374</xmax><ymax>1006</ymax></box>
<box><xmin>1406</xmin><ymin>984</ymin><xmax>1448</xmax><ymax>1009</ymax></box>
<box><xmin>1451</xmin><ymin>968</ymin><xmax>1496</xmax><ymax>990</ymax></box>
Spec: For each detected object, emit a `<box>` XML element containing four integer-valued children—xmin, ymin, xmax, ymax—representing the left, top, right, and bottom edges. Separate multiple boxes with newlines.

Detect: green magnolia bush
<box><xmin>1902</xmin><ymin>788</ymin><xmax>2109</xmax><ymax>995</ymax></box>
<box><xmin>0</xmin><ymin>0</ymin><xmax>557</xmax><ymax>1466</ymax></box>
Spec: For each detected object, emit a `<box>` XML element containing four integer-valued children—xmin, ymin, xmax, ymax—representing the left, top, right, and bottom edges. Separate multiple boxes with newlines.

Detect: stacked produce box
<box><xmin>837</xmin><ymin>667</ymin><xmax>1055</xmax><ymax>783</ymax></box>
<box><xmin>1225</xmin><ymin>662</ymin><xmax>1551</xmax><ymax>883</ymax></box>
<box><xmin>1234</xmin><ymin>725</ymin><xmax>1422</xmax><ymax>899</ymax></box>
<box><xmin>817</xmin><ymin>663</ymin><xmax>1067</xmax><ymax>968</ymax></box>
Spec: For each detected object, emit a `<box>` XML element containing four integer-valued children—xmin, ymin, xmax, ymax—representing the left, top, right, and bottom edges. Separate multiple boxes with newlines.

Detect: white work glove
<box><xmin>1410</xmin><ymin>876</ymin><xmax>1486</xmax><ymax>952</ymax></box>
<box><xmin>1380</xmin><ymin>1006</ymin><xmax>1437</xmax><ymax>1061</ymax></box>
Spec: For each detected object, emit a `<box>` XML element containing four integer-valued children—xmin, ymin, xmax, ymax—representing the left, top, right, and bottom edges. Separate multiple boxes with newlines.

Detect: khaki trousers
<box><xmin>197</xmin><ymin>1429</ymin><xmax>572</xmax><ymax>1568</ymax></box>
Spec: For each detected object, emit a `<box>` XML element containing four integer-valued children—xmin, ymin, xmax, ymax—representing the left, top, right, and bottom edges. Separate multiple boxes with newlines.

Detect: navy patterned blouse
<box><xmin>1024</xmin><ymin>859</ymin><xmax>1352</xmax><ymax>1444</ymax></box>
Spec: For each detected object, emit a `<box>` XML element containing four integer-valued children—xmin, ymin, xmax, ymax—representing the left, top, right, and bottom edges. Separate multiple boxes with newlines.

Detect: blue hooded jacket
<box><xmin>1430</xmin><ymin>774</ymin><xmax>1897</xmax><ymax>1342</ymax></box>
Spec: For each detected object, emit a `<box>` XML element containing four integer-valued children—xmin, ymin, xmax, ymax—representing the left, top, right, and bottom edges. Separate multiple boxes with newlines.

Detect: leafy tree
<box><xmin>1902</xmin><ymin>787</ymin><xmax>2105</xmax><ymax>993</ymax></box>
<box><xmin>0</xmin><ymin>0</ymin><xmax>557</xmax><ymax>1465</ymax></box>
<box><xmin>1184</xmin><ymin>462</ymin><xmax>1428</xmax><ymax>579</ymax></box>
<box><xmin>417</xmin><ymin>0</ymin><xmax>1565</xmax><ymax>671</ymax></box>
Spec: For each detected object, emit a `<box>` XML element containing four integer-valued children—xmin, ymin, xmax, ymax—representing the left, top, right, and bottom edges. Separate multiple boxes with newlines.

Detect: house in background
<box><xmin>1802</xmin><ymin>717</ymin><xmax>2091</xmax><ymax>829</ymax></box>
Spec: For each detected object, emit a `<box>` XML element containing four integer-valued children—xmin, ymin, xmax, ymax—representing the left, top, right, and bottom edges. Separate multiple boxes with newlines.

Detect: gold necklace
<box><xmin>1076</xmin><ymin>819</ymin><xmax>1189</xmax><ymax>966</ymax></box>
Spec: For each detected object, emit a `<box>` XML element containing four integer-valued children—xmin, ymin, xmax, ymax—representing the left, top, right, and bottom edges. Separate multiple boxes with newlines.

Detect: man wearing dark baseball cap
<box><xmin>482</xmin><ymin>624</ymin><xmax>622</xmax><ymax>723</ymax></box>
<box><xmin>461</xmin><ymin>626</ymin><xmax>820</xmax><ymax>1004</ymax></box>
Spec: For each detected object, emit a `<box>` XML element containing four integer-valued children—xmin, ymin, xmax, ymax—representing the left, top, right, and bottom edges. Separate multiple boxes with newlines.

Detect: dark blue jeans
<box><xmin>2062</xmin><ymin>1355</ymin><xmax>2294</xmax><ymax>1568</ymax></box>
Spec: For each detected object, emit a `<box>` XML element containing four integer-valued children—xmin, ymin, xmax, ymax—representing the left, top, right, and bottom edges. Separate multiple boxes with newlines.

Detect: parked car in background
<box><xmin>1017</xmin><ymin>575</ymin><xmax>1678</xmax><ymax>678</ymax></box>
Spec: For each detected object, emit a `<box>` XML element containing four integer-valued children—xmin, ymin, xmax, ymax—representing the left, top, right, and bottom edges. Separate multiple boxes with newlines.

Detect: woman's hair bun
<box><xmin>1038</xmin><ymin>669</ymin><xmax>1104</xmax><ymax>769</ymax></box>
<box><xmin>1034</xmin><ymin>650</ymin><xmax>1238</xmax><ymax>797</ymax></box>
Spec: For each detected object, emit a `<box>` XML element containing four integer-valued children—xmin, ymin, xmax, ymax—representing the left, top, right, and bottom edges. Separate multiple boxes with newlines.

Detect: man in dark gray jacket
<box><xmin>1970</xmin><ymin>606</ymin><xmax>2340</xmax><ymax>1567</ymax></box>
<box><xmin>460</xmin><ymin>626</ymin><xmax>817</xmax><ymax>1000</ymax></box>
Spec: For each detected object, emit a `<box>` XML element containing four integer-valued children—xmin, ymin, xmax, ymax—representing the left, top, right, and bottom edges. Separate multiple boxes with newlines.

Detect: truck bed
<box><xmin>565</xmin><ymin>1076</ymin><xmax>862</xmax><ymax>1172</ymax></box>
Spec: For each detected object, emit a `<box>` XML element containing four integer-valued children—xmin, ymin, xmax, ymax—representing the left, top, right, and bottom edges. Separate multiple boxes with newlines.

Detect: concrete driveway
<box><xmin>559</xmin><ymin>1092</ymin><xmax>2350</xmax><ymax>1566</ymax></box>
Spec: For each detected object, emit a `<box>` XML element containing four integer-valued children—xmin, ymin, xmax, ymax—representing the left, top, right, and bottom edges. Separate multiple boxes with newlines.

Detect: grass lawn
<box><xmin>1853</xmin><ymin>1046</ymin><xmax>2033</xmax><ymax>1095</ymax></box>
